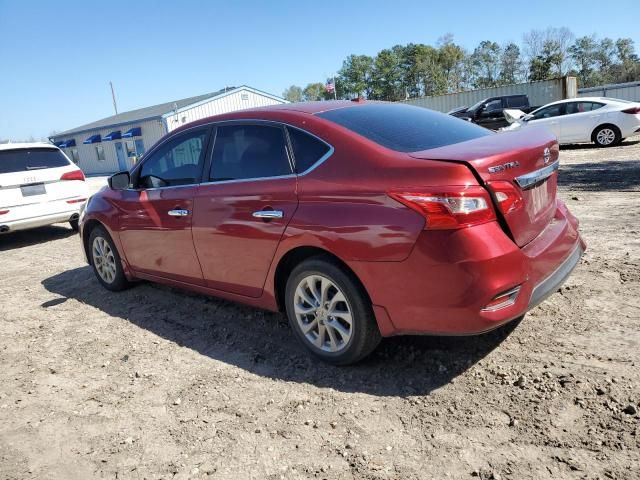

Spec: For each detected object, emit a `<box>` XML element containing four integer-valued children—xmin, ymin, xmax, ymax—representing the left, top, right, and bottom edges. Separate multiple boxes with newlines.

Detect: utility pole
<box><xmin>110</xmin><ymin>81</ymin><xmax>118</xmax><ymax>115</ymax></box>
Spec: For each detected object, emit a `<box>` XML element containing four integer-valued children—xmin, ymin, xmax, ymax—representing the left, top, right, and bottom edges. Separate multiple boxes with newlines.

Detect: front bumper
<box><xmin>350</xmin><ymin>199</ymin><xmax>585</xmax><ymax>336</ymax></box>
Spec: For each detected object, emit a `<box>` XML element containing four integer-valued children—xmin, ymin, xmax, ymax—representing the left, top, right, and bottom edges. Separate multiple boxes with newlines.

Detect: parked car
<box><xmin>503</xmin><ymin>97</ymin><xmax>640</xmax><ymax>147</ymax></box>
<box><xmin>448</xmin><ymin>95</ymin><xmax>538</xmax><ymax>130</ymax></box>
<box><xmin>80</xmin><ymin>101</ymin><xmax>585</xmax><ymax>364</ymax></box>
<box><xmin>0</xmin><ymin>143</ymin><xmax>88</xmax><ymax>234</ymax></box>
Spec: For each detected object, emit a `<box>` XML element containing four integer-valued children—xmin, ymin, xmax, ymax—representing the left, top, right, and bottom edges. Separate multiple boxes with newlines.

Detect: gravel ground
<box><xmin>1</xmin><ymin>138</ymin><xmax>639</xmax><ymax>480</ymax></box>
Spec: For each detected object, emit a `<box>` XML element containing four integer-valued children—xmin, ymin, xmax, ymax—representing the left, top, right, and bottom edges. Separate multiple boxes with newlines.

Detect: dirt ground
<box><xmin>1</xmin><ymin>138</ymin><xmax>639</xmax><ymax>480</ymax></box>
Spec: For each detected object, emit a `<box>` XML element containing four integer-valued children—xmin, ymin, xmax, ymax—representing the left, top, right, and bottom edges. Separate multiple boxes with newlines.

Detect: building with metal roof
<box><xmin>50</xmin><ymin>86</ymin><xmax>287</xmax><ymax>175</ymax></box>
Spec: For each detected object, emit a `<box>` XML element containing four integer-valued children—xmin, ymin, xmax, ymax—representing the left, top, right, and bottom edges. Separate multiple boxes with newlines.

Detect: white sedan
<box><xmin>0</xmin><ymin>143</ymin><xmax>89</xmax><ymax>234</ymax></box>
<box><xmin>503</xmin><ymin>97</ymin><xmax>640</xmax><ymax>147</ymax></box>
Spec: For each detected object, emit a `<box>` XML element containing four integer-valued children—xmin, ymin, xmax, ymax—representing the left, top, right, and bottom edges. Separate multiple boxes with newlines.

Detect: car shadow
<box><xmin>0</xmin><ymin>225</ymin><xmax>76</xmax><ymax>251</ymax></box>
<box><xmin>559</xmin><ymin>139</ymin><xmax>640</xmax><ymax>150</ymax></box>
<box><xmin>559</xmin><ymin>159</ymin><xmax>640</xmax><ymax>191</ymax></box>
<box><xmin>42</xmin><ymin>266</ymin><xmax>519</xmax><ymax>397</ymax></box>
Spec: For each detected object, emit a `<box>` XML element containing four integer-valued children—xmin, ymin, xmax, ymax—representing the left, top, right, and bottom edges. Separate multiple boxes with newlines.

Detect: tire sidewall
<box><xmin>89</xmin><ymin>226</ymin><xmax>128</xmax><ymax>291</ymax></box>
<box><xmin>284</xmin><ymin>258</ymin><xmax>378</xmax><ymax>364</ymax></box>
<box><xmin>594</xmin><ymin>126</ymin><xmax>620</xmax><ymax>147</ymax></box>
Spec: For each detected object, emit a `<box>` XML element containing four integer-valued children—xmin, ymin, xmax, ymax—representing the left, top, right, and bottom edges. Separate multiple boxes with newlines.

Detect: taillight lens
<box><xmin>486</xmin><ymin>181</ymin><xmax>523</xmax><ymax>215</ymax></box>
<box><xmin>389</xmin><ymin>186</ymin><xmax>496</xmax><ymax>230</ymax></box>
<box><xmin>621</xmin><ymin>106</ymin><xmax>640</xmax><ymax>114</ymax></box>
<box><xmin>60</xmin><ymin>169</ymin><xmax>85</xmax><ymax>181</ymax></box>
<box><xmin>0</xmin><ymin>210</ymin><xmax>9</xmax><ymax>215</ymax></box>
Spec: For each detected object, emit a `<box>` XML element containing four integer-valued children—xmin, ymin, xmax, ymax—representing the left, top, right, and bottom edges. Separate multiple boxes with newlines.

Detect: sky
<box><xmin>1</xmin><ymin>0</ymin><xmax>639</xmax><ymax>140</ymax></box>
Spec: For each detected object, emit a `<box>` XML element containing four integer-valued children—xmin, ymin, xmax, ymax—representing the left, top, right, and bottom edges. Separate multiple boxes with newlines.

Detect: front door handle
<box><xmin>252</xmin><ymin>210</ymin><xmax>284</xmax><ymax>219</ymax></box>
<box><xmin>168</xmin><ymin>209</ymin><xmax>190</xmax><ymax>217</ymax></box>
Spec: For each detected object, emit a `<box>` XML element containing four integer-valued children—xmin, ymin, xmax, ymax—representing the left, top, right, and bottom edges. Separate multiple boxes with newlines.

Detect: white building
<box><xmin>50</xmin><ymin>86</ymin><xmax>287</xmax><ymax>175</ymax></box>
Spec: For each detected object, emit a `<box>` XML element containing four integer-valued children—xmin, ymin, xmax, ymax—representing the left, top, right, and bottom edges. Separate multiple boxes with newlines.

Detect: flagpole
<box><xmin>333</xmin><ymin>75</ymin><xmax>337</xmax><ymax>100</ymax></box>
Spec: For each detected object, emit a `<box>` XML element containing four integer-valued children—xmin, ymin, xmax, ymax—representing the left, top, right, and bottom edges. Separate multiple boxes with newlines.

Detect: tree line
<box><xmin>282</xmin><ymin>27</ymin><xmax>640</xmax><ymax>102</ymax></box>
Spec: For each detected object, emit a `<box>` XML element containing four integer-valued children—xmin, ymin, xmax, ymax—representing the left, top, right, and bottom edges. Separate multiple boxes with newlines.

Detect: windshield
<box><xmin>0</xmin><ymin>148</ymin><xmax>70</xmax><ymax>174</ymax></box>
<box><xmin>468</xmin><ymin>98</ymin><xmax>490</xmax><ymax>111</ymax></box>
<box><xmin>317</xmin><ymin>103</ymin><xmax>492</xmax><ymax>152</ymax></box>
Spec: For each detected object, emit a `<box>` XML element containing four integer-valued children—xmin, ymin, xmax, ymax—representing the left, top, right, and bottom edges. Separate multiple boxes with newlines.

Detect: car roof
<box><xmin>0</xmin><ymin>142</ymin><xmax>59</xmax><ymax>152</ymax></box>
<box><xmin>235</xmin><ymin>100</ymin><xmax>362</xmax><ymax>115</ymax></box>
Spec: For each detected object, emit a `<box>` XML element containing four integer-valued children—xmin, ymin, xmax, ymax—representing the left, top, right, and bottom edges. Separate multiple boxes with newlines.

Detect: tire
<box><xmin>88</xmin><ymin>225</ymin><xmax>130</xmax><ymax>291</ymax></box>
<box><xmin>284</xmin><ymin>257</ymin><xmax>381</xmax><ymax>365</ymax></box>
<box><xmin>593</xmin><ymin>125</ymin><xmax>621</xmax><ymax>147</ymax></box>
<box><xmin>69</xmin><ymin>218</ymin><xmax>79</xmax><ymax>231</ymax></box>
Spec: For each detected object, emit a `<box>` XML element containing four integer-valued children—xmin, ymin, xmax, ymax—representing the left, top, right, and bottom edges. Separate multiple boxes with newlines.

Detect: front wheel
<box><xmin>593</xmin><ymin>125</ymin><xmax>621</xmax><ymax>147</ymax></box>
<box><xmin>285</xmin><ymin>257</ymin><xmax>381</xmax><ymax>365</ymax></box>
<box><xmin>89</xmin><ymin>225</ymin><xmax>130</xmax><ymax>291</ymax></box>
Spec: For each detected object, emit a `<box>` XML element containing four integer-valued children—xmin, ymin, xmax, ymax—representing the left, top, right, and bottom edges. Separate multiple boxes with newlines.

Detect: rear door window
<box><xmin>317</xmin><ymin>103</ymin><xmax>491</xmax><ymax>152</ymax></box>
<box><xmin>209</xmin><ymin>124</ymin><xmax>292</xmax><ymax>181</ymax></box>
<box><xmin>565</xmin><ymin>101</ymin><xmax>605</xmax><ymax>114</ymax></box>
<box><xmin>286</xmin><ymin>127</ymin><xmax>331</xmax><ymax>173</ymax></box>
<box><xmin>506</xmin><ymin>96</ymin><xmax>527</xmax><ymax>108</ymax></box>
<box><xmin>0</xmin><ymin>148</ymin><xmax>70</xmax><ymax>174</ymax></box>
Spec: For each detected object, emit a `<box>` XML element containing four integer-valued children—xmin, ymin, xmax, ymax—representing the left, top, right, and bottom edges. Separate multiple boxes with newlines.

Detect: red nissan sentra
<box><xmin>79</xmin><ymin>101</ymin><xmax>585</xmax><ymax>364</ymax></box>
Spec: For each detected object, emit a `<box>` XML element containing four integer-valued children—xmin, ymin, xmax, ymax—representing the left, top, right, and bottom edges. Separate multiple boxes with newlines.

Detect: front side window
<box><xmin>286</xmin><ymin>127</ymin><xmax>331</xmax><ymax>173</ymax></box>
<box><xmin>138</xmin><ymin>129</ymin><xmax>209</xmax><ymax>188</ymax></box>
<box><xmin>484</xmin><ymin>99</ymin><xmax>503</xmax><ymax>112</ymax></box>
<box><xmin>531</xmin><ymin>104</ymin><xmax>564</xmax><ymax>120</ymax></box>
<box><xmin>95</xmin><ymin>145</ymin><xmax>106</xmax><ymax>161</ymax></box>
<box><xmin>209</xmin><ymin>124</ymin><xmax>291</xmax><ymax>181</ymax></box>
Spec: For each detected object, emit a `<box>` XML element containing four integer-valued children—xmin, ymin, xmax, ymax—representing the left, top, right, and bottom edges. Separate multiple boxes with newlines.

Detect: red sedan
<box><xmin>79</xmin><ymin>101</ymin><xmax>585</xmax><ymax>364</ymax></box>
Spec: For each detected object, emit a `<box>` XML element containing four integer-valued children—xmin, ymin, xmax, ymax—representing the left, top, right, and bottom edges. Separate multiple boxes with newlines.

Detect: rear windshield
<box><xmin>317</xmin><ymin>103</ymin><xmax>492</xmax><ymax>152</ymax></box>
<box><xmin>0</xmin><ymin>148</ymin><xmax>70</xmax><ymax>174</ymax></box>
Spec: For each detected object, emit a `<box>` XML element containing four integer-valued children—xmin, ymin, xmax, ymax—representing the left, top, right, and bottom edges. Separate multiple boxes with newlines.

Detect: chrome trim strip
<box><xmin>528</xmin><ymin>244</ymin><xmax>583</xmax><ymax>309</ymax></box>
<box><xmin>481</xmin><ymin>286</ymin><xmax>521</xmax><ymax>312</ymax></box>
<box><xmin>515</xmin><ymin>160</ymin><xmax>560</xmax><ymax>190</ymax></box>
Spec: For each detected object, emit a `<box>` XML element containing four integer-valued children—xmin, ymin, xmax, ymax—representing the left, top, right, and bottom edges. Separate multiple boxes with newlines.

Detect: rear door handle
<box><xmin>168</xmin><ymin>209</ymin><xmax>190</xmax><ymax>217</ymax></box>
<box><xmin>252</xmin><ymin>210</ymin><xmax>284</xmax><ymax>219</ymax></box>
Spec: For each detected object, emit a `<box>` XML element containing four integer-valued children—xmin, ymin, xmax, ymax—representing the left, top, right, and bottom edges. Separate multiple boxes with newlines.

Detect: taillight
<box><xmin>60</xmin><ymin>169</ymin><xmax>85</xmax><ymax>181</ymax></box>
<box><xmin>486</xmin><ymin>181</ymin><xmax>523</xmax><ymax>215</ymax></box>
<box><xmin>66</xmin><ymin>198</ymin><xmax>87</xmax><ymax>204</ymax></box>
<box><xmin>389</xmin><ymin>186</ymin><xmax>496</xmax><ymax>230</ymax></box>
<box><xmin>622</xmin><ymin>106</ymin><xmax>640</xmax><ymax>114</ymax></box>
<box><xmin>0</xmin><ymin>210</ymin><xmax>9</xmax><ymax>215</ymax></box>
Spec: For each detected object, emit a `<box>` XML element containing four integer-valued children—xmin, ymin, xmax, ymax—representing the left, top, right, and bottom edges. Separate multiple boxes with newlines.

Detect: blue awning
<box><xmin>103</xmin><ymin>131</ymin><xmax>121</xmax><ymax>141</ymax></box>
<box><xmin>59</xmin><ymin>139</ymin><xmax>76</xmax><ymax>148</ymax></box>
<box><xmin>122</xmin><ymin>127</ymin><xmax>141</xmax><ymax>138</ymax></box>
<box><xmin>53</xmin><ymin>141</ymin><xmax>65</xmax><ymax>147</ymax></box>
<box><xmin>83</xmin><ymin>134</ymin><xmax>101</xmax><ymax>144</ymax></box>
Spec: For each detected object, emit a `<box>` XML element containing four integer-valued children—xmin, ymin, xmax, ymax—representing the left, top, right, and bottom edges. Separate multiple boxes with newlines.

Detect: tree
<box><xmin>569</xmin><ymin>35</ymin><xmax>598</xmax><ymax>87</ymax></box>
<box><xmin>613</xmin><ymin>38</ymin><xmax>640</xmax><ymax>82</ymax></box>
<box><xmin>338</xmin><ymin>54</ymin><xmax>374</xmax><ymax>98</ymax></box>
<box><xmin>471</xmin><ymin>40</ymin><xmax>502</xmax><ymax>88</ymax></box>
<box><xmin>523</xmin><ymin>27</ymin><xmax>575</xmax><ymax>79</ymax></box>
<box><xmin>437</xmin><ymin>34</ymin><xmax>466</xmax><ymax>91</ymax></box>
<box><xmin>282</xmin><ymin>85</ymin><xmax>303</xmax><ymax>102</ymax></box>
<box><xmin>370</xmin><ymin>48</ymin><xmax>405</xmax><ymax>100</ymax></box>
<box><xmin>594</xmin><ymin>38</ymin><xmax>617</xmax><ymax>84</ymax></box>
<box><xmin>303</xmin><ymin>83</ymin><xmax>326</xmax><ymax>101</ymax></box>
<box><xmin>500</xmin><ymin>43</ymin><xmax>524</xmax><ymax>85</ymax></box>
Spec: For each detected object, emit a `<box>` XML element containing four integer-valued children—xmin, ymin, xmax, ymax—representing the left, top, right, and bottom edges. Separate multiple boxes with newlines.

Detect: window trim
<box><xmin>130</xmin><ymin>126</ymin><xmax>213</xmax><ymax>191</ymax></box>
<box><xmin>284</xmin><ymin>125</ymin><xmax>334</xmax><ymax>175</ymax></box>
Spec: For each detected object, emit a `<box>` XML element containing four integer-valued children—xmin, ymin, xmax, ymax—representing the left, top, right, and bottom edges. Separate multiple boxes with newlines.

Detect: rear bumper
<box><xmin>0</xmin><ymin>208</ymin><xmax>81</xmax><ymax>233</ymax></box>
<box><xmin>350</xmin><ymin>199</ymin><xmax>585</xmax><ymax>336</ymax></box>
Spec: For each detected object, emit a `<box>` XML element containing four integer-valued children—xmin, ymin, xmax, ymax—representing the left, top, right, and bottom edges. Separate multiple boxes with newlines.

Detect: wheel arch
<box><xmin>82</xmin><ymin>219</ymin><xmax>105</xmax><ymax>265</ymax></box>
<box><xmin>591</xmin><ymin>123</ymin><xmax>621</xmax><ymax>142</ymax></box>
<box><xmin>273</xmin><ymin>246</ymin><xmax>372</xmax><ymax>313</ymax></box>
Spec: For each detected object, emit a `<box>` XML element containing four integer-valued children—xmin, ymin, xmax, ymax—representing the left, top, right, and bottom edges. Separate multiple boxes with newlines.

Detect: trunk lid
<box><xmin>409</xmin><ymin>127</ymin><xmax>559</xmax><ymax>247</ymax></box>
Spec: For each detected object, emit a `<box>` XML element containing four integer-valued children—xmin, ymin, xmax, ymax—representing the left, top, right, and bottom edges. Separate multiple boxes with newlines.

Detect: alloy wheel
<box><xmin>596</xmin><ymin>128</ymin><xmax>616</xmax><ymax>145</ymax></box>
<box><xmin>293</xmin><ymin>274</ymin><xmax>353</xmax><ymax>353</ymax></box>
<box><xmin>92</xmin><ymin>236</ymin><xmax>117</xmax><ymax>284</ymax></box>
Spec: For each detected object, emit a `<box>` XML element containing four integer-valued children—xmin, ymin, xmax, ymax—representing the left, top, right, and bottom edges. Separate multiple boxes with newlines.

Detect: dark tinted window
<box><xmin>0</xmin><ymin>148</ymin><xmax>70</xmax><ymax>174</ymax></box>
<box><xmin>287</xmin><ymin>127</ymin><xmax>331</xmax><ymax>173</ymax></box>
<box><xmin>484</xmin><ymin>99</ymin><xmax>503</xmax><ymax>112</ymax></box>
<box><xmin>317</xmin><ymin>103</ymin><xmax>491</xmax><ymax>152</ymax></box>
<box><xmin>565</xmin><ymin>101</ymin><xmax>605</xmax><ymax>114</ymax></box>
<box><xmin>506</xmin><ymin>96</ymin><xmax>527</xmax><ymax>108</ymax></box>
<box><xmin>139</xmin><ymin>129</ymin><xmax>208</xmax><ymax>188</ymax></box>
<box><xmin>209</xmin><ymin>125</ymin><xmax>291</xmax><ymax>181</ymax></box>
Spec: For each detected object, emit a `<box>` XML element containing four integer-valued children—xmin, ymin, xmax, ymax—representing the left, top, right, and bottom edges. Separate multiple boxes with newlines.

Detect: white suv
<box><xmin>0</xmin><ymin>143</ymin><xmax>89</xmax><ymax>233</ymax></box>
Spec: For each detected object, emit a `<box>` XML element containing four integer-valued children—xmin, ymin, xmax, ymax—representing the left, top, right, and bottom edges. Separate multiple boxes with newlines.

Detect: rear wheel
<box><xmin>89</xmin><ymin>225</ymin><xmax>130</xmax><ymax>291</ymax></box>
<box><xmin>285</xmin><ymin>257</ymin><xmax>381</xmax><ymax>365</ymax></box>
<box><xmin>593</xmin><ymin>125</ymin><xmax>621</xmax><ymax>147</ymax></box>
<box><xmin>69</xmin><ymin>218</ymin><xmax>79</xmax><ymax>231</ymax></box>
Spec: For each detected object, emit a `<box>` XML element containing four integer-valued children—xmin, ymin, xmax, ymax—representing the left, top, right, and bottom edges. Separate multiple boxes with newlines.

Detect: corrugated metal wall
<box><xmin>52</xmin><ymin>118</ymin><xmax>166</xmax><ymax>175</ymax></box>
<box><xmin>403</xmin><ymin>77</ymin><xmax>577</xmax><ymax>112</ymax></box>
<box><xmin>578</xmin><ymin>81</ymin><xmax>640</xmax><ymax>101</ymax></box>
<box><xmin>164</xmin><ymin>89</ymin><xmax>285</xmax><ymax>132</ymax></box>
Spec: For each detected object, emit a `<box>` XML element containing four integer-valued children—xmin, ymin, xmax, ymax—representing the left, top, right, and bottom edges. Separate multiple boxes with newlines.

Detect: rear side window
<box><xmin>209</xmin><ymin>125</ymin><xmax>291</xmax><ymax>181</ymax></box>
<box><xmin>317</xmin><ymin>103</ymin><xmax>491</xmax><ymax>152</ymax></box>
<box><xmin>286</xmin><ymin>127</ymin><xmax>331</xmax><ymax>173</ymax></box>
<box><xmin>0</xmin><ymin>148</ymin><xmax>70</xmax><ymax>174</ymax></box>
<box><xmin>506</xmin><ymin>96</ymin><xmax>527</xmax><ymax>108</ymax></box>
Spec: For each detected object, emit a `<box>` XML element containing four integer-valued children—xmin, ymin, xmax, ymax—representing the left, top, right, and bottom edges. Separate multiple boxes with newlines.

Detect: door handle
<box><xmin>252</xmin><ymin>210</ymin><xmax>284</xmax><ymax>219</ymax></box>
<box><xmin>167</xmin><ymin>209</ymin><xmax>190</xmax><ymax>217</ymax></box>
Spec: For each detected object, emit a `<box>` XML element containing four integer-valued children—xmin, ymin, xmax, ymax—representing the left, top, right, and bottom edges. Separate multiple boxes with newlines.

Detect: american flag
<box><xmin>325</xmin><ymin>80</ymin><xmax>335</xmax><ymax>93</ymax></box>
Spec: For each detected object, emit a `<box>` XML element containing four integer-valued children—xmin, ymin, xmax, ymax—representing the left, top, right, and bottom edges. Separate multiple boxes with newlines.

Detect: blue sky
<box><xmin>1</xmin><ymin>0</ymin><xmax>639</xmax><ymax>140</ymax></box>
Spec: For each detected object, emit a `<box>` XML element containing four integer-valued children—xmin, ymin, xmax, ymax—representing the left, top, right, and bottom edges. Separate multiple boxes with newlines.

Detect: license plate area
<box><xmin>527</xmin><ymin>179</ymin><xmax>553</xmax><ymax>215</ymax></box>
<box><xmin>21</xmin><ymin>183</ymin><xmax>46</xmax><ymax>197</ymax></box>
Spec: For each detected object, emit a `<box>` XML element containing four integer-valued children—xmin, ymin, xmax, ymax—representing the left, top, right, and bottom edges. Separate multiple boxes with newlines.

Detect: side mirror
<box><xmin>522</xmin><ymin>114</ymin><xmax>533</xmax><ymax>122</ymax></box>
<box><xmin>108</xmin><ymin>171</ymin><xmax>130</xmax><ymax>190</ymax></box>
